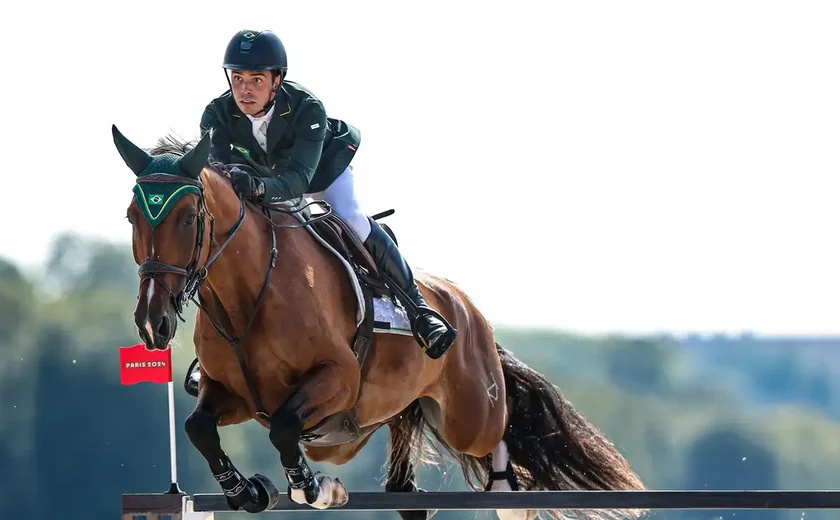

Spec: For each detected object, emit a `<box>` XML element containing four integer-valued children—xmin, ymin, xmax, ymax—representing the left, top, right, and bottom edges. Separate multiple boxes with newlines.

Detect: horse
<box><xmin>112</xmin><ymin>124</ymin><xmax>646</xmax><ymax>520</ymax></box>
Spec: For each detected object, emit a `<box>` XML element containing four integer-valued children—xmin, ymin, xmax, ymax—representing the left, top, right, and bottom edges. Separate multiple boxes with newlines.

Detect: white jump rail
<box><xmin>122</xmin><ymin>489</ymin><xmax>840</xmax><ymax>519</ymax></box>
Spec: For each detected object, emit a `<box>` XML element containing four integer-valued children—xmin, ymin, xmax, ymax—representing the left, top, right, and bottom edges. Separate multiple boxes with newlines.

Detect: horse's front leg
<box><xmin>185</xmin><ymin>371</ymin><xmax>281</xmax><ymax>513</ymax></box>
<box><xmin>268</xmin><ymin>362</ymin><xmax>354</xmax><ymax>509</ymax></box>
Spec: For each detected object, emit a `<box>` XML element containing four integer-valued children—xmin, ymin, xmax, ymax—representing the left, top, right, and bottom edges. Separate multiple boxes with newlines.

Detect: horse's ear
<box><xmin>112</xmin><ymin>125</ymin><xmax>152</xmax><ymax>177</ymax></box>
<box><xmin>179</xmin><ymin>132</ymin><xmax>211</xmax><ymax>179</ymax></box>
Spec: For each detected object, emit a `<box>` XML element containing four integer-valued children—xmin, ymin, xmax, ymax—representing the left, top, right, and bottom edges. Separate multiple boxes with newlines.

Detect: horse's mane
<box><xmin>147</xmin><ymin>132</ymin><xmax>227</xmax><ymax>177</ymax></box>
<box><xmin>148</xmin><ymin>134</ymin><xmax>196</xmax><ymax>157</ymax></box>
<box><xmin>146</xmin><ymin>132</ymin><xmax>287</xmax><ymax>226</ymax></box>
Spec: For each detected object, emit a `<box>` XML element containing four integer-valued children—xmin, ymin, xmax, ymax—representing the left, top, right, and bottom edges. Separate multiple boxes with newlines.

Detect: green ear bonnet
<box><xmin>111</xmin><ymin>125</ymin><xmax>210</xmax><ymax>228</ymax></box>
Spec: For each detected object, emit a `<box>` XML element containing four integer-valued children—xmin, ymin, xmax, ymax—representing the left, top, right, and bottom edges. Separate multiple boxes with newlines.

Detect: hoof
<box><xmin>496</xmin><ymin>509</ymin><xmax>538</xmax><ymax>520</ymax></box>
<box><xmin>398</xmin><ymin>511</ymin><xmax>431</xmax><ymax>520</ymax></box>
<box><xmin>311</xmin><ymin>474</ymin><xmax>349</xmax><ymax>509</ymax></box>
<box><xmin>242</xmin><ymin>473</ymin><xmax>280</xmax><ymax>513</ymax></box>
<box><xmin>289</xmin><ymin>473</ymin><xmax>349</xmax><ymax>509</ymax></box>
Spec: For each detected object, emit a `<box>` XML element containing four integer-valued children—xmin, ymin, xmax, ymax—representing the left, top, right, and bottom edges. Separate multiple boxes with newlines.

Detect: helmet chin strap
<box><xmin>252</xmin><ymin>71</ymin><xmax>283</xmax><ymax>117</ymax></box>
<box><xmin>253</xmin><ymin>94</ymin><xmax>275</xmax><ymax>118</ymax></box>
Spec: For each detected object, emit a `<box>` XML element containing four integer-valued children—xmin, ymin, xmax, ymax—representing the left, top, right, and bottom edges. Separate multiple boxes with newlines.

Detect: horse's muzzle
<box><xmin>135</xmin><ymin>310</ymin><xmax>176</xmax><ymax>351</ymax></box>
<box><xmin>135</xmin><ymin>278</ymin><xmax>178</xmax><ymax>350</ymax></box>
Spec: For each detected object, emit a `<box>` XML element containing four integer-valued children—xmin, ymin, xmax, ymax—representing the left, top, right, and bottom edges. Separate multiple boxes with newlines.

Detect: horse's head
<box><xmin>113</xmin><ymin>125</ymin><xmax>213</xmax><ymax>350</ymax></box>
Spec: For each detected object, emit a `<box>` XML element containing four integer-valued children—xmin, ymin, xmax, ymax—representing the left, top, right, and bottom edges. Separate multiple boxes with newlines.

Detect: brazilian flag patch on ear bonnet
<box><xmin>129</xmin><ymin>152</ymin><xmax>203</xmax><ymax>228</ymax></box>
<box><xmin>133</xmin><ymin>181</ymin><xmax>201</xmax><ymax>229</ymax></box>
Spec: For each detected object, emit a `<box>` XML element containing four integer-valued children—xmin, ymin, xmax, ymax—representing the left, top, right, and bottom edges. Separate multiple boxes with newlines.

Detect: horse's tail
<box><xmin>496</xmin><ymin>342</ymin><xmax>647</xmax><ymax>519</ymax></box>
<box><xmin>386</xmin><ymin>344</ymin><xmax>646</xmax><ymax>519</ymax></box>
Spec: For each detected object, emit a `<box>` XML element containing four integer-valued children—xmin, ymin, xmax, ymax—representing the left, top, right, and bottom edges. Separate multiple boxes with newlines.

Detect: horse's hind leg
<box><xmin>184</xmin><ymin>372</ymin><xmax>280</xmax><ymax>513</ymax></box>
<box><xmin>486</xmin><ymin>438</ymin><xmax>537</xmax><ymax>520</ymax></box>
<box><xmin>426</xmin><ymin>339</ymin><xmax>537</xmax><ymax>520</ymax></box>
<box><xmin>386</xmin><ymin>403</ymin><xmax>436</xmax><ymax>520</ymax></box>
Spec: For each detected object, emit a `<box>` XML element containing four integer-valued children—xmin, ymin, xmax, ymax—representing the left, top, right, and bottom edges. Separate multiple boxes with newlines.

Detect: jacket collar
<box><xmin>265</xmin><ymin>85</ymin><xmax>292</xmax><ymax>151</ymax></box>
<box><xmin>227</xmin><ymin>87</ymin><xmax>292</xmax><ymax>159</ymax></box>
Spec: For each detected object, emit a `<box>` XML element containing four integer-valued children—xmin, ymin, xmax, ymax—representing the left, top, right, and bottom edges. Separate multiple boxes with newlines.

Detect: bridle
<box><xmin>136</xmin><ymin>173</ymin><xmax>234</xmax><ymax>321</ymax></box>
<box><xmin>134</xmin><ymin>167</ymin><xmax>332</xmax><ymax>419</ymax></box>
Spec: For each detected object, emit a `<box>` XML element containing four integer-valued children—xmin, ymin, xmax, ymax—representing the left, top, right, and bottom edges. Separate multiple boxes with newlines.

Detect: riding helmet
<box><xmin>222</xmin><ymin>30</ymin><xmax>288</xmax><ymax>75</ymax></box>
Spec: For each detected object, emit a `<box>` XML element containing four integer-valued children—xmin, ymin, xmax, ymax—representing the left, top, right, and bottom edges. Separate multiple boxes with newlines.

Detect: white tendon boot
<box><xmin>488</xmin><ymin>440</ymin><xmax>537</xmax><ymax>520</ymax></box>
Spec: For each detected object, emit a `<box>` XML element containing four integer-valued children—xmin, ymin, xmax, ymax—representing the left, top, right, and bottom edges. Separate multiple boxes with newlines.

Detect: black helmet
<box><xmin>223</xmin><ymin>30</ymin><xmax>287</xmax><ymax>75</ymax></box>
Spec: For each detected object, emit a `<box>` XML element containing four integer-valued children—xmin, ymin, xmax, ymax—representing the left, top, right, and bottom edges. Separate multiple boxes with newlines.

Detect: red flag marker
<box><xmin>119</xmin><ymin>343</ymin><xmax>173</xmax><ymax>385</ymax></box>
<box><xmin>119</xmin><ymin>342</ymin><xmax>182</xmax><ymax>494</ymax></box>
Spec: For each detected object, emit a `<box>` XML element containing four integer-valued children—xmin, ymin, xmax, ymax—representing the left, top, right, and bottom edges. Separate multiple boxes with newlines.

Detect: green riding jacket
<box><xmin>199</xmin><ymin>80</ymin><xmax>361</xmax><ymax>202</ymax></box>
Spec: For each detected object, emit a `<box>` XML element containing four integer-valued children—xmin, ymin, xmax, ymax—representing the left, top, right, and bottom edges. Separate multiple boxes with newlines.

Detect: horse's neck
<box><xmin>199</xmin><ymin>171</ymin><xmax>358</xmax><ymax>348</ymax></box>
<box><xmin>200</xmin><ymin>170</ymin><xmax>306</xmax><ymax>304</ymax></box>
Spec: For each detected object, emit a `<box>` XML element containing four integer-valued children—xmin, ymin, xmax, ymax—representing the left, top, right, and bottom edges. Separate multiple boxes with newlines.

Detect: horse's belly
<box><xmin>352</xmin><ymin>342</ymin><xmax>440</xmax><ymax>426</ymax></box>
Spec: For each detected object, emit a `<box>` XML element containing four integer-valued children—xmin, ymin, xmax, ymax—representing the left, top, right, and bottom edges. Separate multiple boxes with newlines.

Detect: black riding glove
<box><xmin>229</xmin><ymin>166</ymin><xmax>265</xmax><ymax>202</ymax></box>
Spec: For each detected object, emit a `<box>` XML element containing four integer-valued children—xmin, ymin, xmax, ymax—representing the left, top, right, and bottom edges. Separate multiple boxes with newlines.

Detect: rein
<box><xmin>135</xmin><ymin>169</ymin><xmax>333</xmax><ymax>420</ymax></box>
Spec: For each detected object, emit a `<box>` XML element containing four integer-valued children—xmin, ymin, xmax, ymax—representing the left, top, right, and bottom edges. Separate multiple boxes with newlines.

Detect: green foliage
<box><xmin>1</xmin><ymin>234</ymin><xmax>840</xmax><ymax>519</ymax></box>
<box><xmin>0</xmin><ymin>256</ymin><xmax>35</xmax><ymax>343</ymax></box>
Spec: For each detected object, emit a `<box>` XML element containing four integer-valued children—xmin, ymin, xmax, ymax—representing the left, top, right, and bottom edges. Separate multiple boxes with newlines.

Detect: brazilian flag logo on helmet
<box><xmin>238</xmin><ymin>31</ymin><xmax>259</xmax><ymax>54</ymax></box>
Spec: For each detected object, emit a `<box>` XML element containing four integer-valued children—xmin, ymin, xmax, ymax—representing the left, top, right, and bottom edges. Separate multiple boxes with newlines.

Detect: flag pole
<box><xmin>165</xmin><ymin>347</ymin><xmax>182</xmax><ymax>494</ymax></box>
<box><xmin>119</xmin><ymin>343</ymin><xmax>184</xmax><ymax>494</ymax></box>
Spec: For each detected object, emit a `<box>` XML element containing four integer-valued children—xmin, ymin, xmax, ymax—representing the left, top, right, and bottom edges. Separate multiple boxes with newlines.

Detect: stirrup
<box><xmin>184</xmin><ymin>357</ymin><xmax>200</xmax><ymax>397</ymax></box>
<box><xmin>375</xmin><ymin>270</ymin><xmax>456</xmax><ymax>344</ymax></box>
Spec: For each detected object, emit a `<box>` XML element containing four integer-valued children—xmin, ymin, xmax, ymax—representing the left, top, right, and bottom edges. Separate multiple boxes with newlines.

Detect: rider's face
<box><xmin>229</xmin><ymin>70</ymin><xmax>280</xmax><ymax>116</ymax></box>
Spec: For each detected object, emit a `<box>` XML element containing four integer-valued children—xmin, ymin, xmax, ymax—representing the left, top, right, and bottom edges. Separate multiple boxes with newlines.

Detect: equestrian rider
<box><xmin>199</xmin><ymin>29</ymin><xmax>456</xmax><ymax>359</ymax></box>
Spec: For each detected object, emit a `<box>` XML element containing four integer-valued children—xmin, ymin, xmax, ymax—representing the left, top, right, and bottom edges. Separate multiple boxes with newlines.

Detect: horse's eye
<box><xmin>185</xmin><ymin>214</ymin><xmax>197</xmax><ymax>226</ymax></box>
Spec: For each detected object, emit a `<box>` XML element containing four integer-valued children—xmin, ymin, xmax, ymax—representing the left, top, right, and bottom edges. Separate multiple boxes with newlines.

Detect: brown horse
<box><xmin>113</xmin><ymin>124</ymin><xmax>646</xmax><ymax>520</ymax></box>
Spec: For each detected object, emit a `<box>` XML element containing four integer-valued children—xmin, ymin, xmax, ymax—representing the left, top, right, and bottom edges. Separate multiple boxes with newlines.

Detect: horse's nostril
<box><xmin>157</xmin><ymin>315</ymin><xmax>170</xmax><ymax>338</ymax></box>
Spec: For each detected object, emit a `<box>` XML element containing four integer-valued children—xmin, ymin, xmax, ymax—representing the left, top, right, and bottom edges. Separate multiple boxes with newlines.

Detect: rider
<box><xmin>199</xmin><ymin>29</ymin><xmax>456</xmax><ymax>359</ymax></box>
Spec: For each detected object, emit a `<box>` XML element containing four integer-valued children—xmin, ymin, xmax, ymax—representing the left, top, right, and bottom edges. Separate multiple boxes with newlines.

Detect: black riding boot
<box><xmin>363</xmin><ymin>217</ymin><xmax>456</xmax><ymax>359</ymax></box>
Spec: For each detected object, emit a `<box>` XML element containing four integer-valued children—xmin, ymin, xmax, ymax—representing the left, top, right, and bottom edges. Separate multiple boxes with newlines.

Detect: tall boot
<box><xmin>363</xmin><ymin>217</ymin><xmax>457</xmax><ymax>359</ymax></box>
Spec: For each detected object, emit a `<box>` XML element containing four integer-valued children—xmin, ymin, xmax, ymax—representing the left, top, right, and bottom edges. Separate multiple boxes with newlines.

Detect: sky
<box><xmin>0</xmin><ymin>0</ymin><xmax>838</xmax><ymax>336</ymax></box>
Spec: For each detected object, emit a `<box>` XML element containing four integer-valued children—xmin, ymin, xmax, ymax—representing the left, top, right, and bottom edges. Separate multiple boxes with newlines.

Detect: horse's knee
<box><xmin>184</xmin><ymin>409</ymin><xmax>218</xmax><ymax>450</ymax></box>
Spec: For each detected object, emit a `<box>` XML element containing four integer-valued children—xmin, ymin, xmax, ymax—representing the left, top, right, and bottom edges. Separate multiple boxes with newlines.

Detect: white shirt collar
<box><xmin>245</xmin><ymin>103</ymin><xmax>275</xmax><ymax>125</ymax></box>
<box><xmin>245</xmin><ymin>103</ymin><xmax>275</xmax><ymax>152</ymax></box>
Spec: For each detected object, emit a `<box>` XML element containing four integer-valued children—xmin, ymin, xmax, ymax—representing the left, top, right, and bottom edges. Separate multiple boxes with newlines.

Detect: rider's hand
<box><xmin>230</xmin><ymin>166</ymin><xmax>265</xmax><ymax>201</ymax></box>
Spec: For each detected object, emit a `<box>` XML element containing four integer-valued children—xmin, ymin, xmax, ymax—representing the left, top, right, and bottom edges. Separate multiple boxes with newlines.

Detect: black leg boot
<box><xmin>363</xmin><ymin>217</ymin><xmax>457</xmax><ymax>359</ymax></box>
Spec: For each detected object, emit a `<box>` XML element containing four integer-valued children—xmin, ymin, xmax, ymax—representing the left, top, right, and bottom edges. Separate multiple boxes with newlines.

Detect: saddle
<box><xmin>184</xmin><ymin>198</ymin><xmax>403</xmax><ymax>446</ymax></box>
<box><xmin>295</xmin><ymin>202</ymin><xmax>397</xmax><ymax>301</ymax></box>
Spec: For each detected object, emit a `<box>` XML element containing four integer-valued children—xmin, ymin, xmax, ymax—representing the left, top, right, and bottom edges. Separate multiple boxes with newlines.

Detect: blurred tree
<box><xmin>0</xmin><ymin>256</ymin><xmax>34</xmax><ymax>343</ymax></box>
<box><xmin>604</xmin><ymin>338</ymin><xmax>677</xmax><ymax>395</ymax></box>
<box><xmin>684</xmin><ymin>426</ymin><xmax>780</xmax><ymax>520</ymax></box>
<box><xmin>44</xmin><ymin>231</ymin><xmax>137</xmax><ymax>295</ymax></box>
<box><xmin>2</xmin><ymin>235</ymin><xmax>840</xmax><ymax>519</ymax></box>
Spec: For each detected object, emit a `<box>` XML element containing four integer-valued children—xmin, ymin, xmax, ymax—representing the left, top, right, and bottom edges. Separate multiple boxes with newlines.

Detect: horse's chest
<box><xmin>195</xmin><ymin>344</ymin><xmax>246</xmax><ymax>390</ymax></box>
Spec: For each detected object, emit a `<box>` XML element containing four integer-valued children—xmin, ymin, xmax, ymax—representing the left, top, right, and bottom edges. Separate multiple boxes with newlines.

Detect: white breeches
<box><xmin>305</xmin><ymin>165</ymin><xmax>372</xmax><ymax>242</ymax></box>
